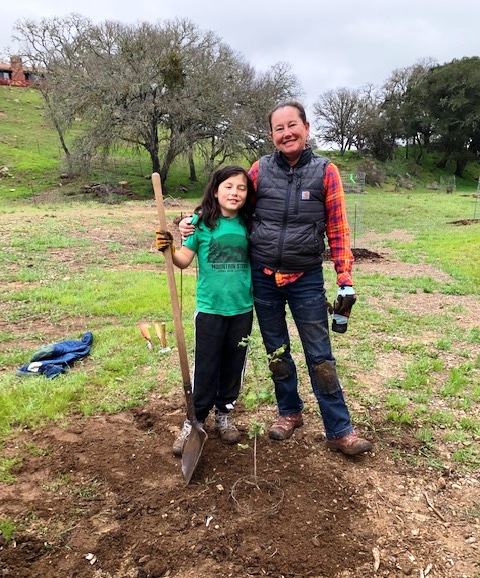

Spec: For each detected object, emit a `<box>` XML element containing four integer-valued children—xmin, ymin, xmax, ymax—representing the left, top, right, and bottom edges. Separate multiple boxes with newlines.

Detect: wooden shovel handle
<box><xmin>152</xmin><ymin>173</ymin><xmax>195</xmax><ymax>420</ymax></box>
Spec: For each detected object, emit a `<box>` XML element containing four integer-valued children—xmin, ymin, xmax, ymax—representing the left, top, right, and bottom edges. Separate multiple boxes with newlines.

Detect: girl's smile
<box><xmin>215</xmin><ymin>174</ymin><xmax>248</xmax><ymax>218</ymax></box>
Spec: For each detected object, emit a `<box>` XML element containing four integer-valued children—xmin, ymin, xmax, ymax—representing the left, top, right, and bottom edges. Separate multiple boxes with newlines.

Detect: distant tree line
<box><xmin>12</xmin><ymin>14</ymin><xmax>299</xmax><ymax>183</ymax></box>
<box><xmin>313</xmin><ymin>57</ymin><xmax>480</xmax><ymax>178</ymax></box>
<box><xmin>12</xmin><ymin>15</ymin><xmax>480</xmax><ymax>180</ymax></box>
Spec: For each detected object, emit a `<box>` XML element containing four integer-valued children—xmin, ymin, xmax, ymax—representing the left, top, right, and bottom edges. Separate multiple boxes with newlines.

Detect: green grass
<box><xmin>0</xmin><ymin>86</ymin><xmax>61</xmax><ymax>200</ymax></box>
<box><xmin>0</xmin><ymin>84</ymin><xmax>480</xmax><ymax>475</ymax></box>
<box><xmin>0</xmin><ymin>456</ymin><xmax>22</xmax><ymax>484</ymax></box>
<box><xmin>348</xmin><ymin>189</ymin><xmax>480</xmax><ymax>289</ymax></box>
<box><xmin>0</xmin><ymin>518</ymin><xmax>18</xmax><ymax>542</ymax></box>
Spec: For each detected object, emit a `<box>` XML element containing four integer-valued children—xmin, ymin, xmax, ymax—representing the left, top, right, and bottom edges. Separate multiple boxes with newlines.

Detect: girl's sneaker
<box><xmin>215</xmin><ymin>412</ymin><xmax>240</xmax><ymax>444</ymax></box>
<box><xmin>173</xmin><ymin>419</ymin><xmax>205</xmax><ymax>456</ymax></box>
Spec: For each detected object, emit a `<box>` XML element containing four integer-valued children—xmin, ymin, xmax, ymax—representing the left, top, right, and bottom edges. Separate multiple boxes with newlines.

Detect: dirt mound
<box><xmin>0</xmin><ymin>398</ymin><xmax>478</xmax><ymax>578</ymax></box>
<box><xmin>324</xmin><ymin>248</ymin><xmax>383</xmax><ymax>261</ymax></box>
<box><xmin>448</xmin><ymin>219</ymin><xmax>480</xmax><ymax>226</ymax></box>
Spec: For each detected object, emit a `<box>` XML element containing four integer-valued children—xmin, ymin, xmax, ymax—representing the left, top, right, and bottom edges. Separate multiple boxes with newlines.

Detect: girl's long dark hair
<box><xmin>196</xmin><ymin>165</ymin><xmax>255</xmax><ymax>232</ymax></box>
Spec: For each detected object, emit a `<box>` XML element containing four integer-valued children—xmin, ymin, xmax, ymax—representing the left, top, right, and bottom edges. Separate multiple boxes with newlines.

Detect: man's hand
<box><xmin>155</xmin><ymin>229</ymin><xmax>175</xmax><ymax>254</ymax></box>
<box><xmin>332</xmin><ymin>285</ymin><xmax>356</xmax><ymax>333</ymax></box>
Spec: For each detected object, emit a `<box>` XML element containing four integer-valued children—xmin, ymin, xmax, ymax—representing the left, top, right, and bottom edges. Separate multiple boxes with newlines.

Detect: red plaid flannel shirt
<box><xmin>248</xmin><ymin>160</ymin><xmax>353</xmax><ymax>287</ymax></box>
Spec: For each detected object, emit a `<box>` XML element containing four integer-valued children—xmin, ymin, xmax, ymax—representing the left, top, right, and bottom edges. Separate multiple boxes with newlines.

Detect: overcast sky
<box><xmin>2</xmin><ymin>0</ymin><xmax>479</xmax><ymax>114</ymax></box>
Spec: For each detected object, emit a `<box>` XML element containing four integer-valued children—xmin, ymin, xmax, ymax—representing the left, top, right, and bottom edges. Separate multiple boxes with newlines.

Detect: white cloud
<box><xmin>2</xmin><ymin>0</ymin><xmax>479</xmax><ymax>117</ymax></box>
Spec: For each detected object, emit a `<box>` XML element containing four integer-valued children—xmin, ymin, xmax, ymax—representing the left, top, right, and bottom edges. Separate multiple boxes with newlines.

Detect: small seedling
<box><xmin>231</xmin><ymin>417</ymin><xmax>284</xmax><ymax>515</ymax></box>
<box><xmin>239</xmin><ymin>335</ymin><xmax>283</xmax><ymax>409</ymax></box>
<box><xmin>247</xmin><ymin>419</ymin><xmax>265</xmax><ymax>487</ymax></box>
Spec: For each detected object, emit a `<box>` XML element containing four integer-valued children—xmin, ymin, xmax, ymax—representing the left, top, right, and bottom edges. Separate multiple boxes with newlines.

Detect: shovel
<box><xmin>152</xmin><ymin>172</ymin><xmax>207</xmax><ymax>484</ymax></box>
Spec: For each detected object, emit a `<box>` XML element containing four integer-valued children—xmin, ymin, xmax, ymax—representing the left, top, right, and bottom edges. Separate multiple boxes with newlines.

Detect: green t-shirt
<box><xmin>183</xmin><ymin>215</ymin><xmax>253</xmax><ymax>315</ymax></box>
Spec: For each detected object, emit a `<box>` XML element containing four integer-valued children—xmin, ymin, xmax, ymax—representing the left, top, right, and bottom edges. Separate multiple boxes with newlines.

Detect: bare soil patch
<box><xmin>1</xmin><ymin>204</ymin><xmax>479</xmax><ymax>578</ymax></box>
<box><xmin>324</xmin><ymin>248</ymin><xmax>383</xmax><ymax>262</ymax></box>
<box><xmin>448</xmin><ymin>219</ymin><xmax>480</xmax><ymax>226</ymax></box>
<box><xmin>1</xmin><ymin>401</ymin><xmax>479</xmax><ymax>578</ymax></box>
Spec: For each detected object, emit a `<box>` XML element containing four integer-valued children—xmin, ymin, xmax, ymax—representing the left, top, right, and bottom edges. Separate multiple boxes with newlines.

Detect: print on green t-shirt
<box><xmin>183</xmin><ymin>216</ymin><xmax>253</xmax><ymax>316</ymax></box>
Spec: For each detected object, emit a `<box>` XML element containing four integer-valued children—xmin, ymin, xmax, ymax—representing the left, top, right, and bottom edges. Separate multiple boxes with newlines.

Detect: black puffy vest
<box><xmin>250</xmin><ymin>148</ymin><xmax>330</xmax><ymax>272</ymax></box>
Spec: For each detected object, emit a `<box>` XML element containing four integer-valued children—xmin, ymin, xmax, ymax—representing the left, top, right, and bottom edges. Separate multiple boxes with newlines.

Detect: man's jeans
<box><xmin>251</xmin><ymin>261</ymin><xmax>353</xmax><ymax>440</ymax></box>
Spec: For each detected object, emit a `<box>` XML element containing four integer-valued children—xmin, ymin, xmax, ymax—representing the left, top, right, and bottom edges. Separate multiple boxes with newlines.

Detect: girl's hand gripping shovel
<box><xmin>152</xmin><ymin>172</ymin><xmax>207</xmax><ymax>484</ymax></box>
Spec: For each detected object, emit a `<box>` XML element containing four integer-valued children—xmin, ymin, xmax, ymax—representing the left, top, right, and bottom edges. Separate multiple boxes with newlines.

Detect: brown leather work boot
<box><xmin>326</xmin><ymin>432</ymin><xmax>372</xmax><ymax>456</ymax></box>
<box><xmin>268</xmin><ymin>412</ymin><xmax>304</xmax><ymax>441</ymax></box>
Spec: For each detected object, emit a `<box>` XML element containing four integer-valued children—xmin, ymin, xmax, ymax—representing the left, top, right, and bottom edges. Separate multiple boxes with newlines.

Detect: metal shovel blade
<box><xmin>180</xmin><ymin>381</ymin><xmax>208</xmax><ymax>484</ymax></box>
<box><xmin>181</xmin><ymin>422</ymin><xmax>208</xmax><ymax>484</ymax></box>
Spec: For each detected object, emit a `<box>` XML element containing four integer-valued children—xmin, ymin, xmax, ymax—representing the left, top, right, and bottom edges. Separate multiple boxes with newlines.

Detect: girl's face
<box><xmin>215</xmin><ymin>173</ymin><xmax>248</xmax><ymax>218</ymax></box>
<box><xmin>270</xmin><ymin>105</ymin><xmax>310</xmax><ymax>165</ymax></box>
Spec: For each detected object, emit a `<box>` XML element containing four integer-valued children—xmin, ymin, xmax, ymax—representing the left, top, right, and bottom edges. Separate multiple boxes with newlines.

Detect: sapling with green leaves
<box><xmin>239</xmin><ymin>335</ymin><xmax>283</xmax><ymax>409</ymax></box>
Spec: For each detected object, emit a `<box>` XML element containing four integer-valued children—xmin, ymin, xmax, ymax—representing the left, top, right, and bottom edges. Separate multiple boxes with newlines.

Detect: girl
<box><xmin>156</xmin><ymin>166</ymin><xmax>255</xmax><ymax>456</ymax></box>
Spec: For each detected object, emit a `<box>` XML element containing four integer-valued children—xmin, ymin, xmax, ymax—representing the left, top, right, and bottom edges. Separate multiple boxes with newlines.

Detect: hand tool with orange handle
<box><xmin>139</xmin><ymin>323</ymin><xmax>153</xmax><ymax>350</ymax></box>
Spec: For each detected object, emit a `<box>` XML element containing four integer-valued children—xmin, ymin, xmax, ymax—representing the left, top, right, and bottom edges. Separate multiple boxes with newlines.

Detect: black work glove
<box><xmin>155</xmin><ymin>230</ymin><xmax>175</xmax><ymax>254</ymax></box>
<box><xmin>332</xmin><ymin>285</ymin><xmax>356</xmax><ymax>333</ymax></box>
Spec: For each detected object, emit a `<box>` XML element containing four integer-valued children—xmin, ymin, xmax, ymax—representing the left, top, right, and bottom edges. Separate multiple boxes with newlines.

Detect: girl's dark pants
<box><xmin>192</xmin><ymin>310</ymin><xmax>253</xmax><ymax>422</ymax></box>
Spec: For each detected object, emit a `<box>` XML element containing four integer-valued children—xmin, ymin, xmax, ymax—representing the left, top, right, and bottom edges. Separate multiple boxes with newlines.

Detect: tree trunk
<box><xmin>437</xmin><ymin>154</ymin><xmax>449</xmax><ymax>169</ymax></box>
<box><xmin>147</xmin><ymin>123</ymin><xmax>161</xmax><ymax>177</ymax></box>
<box><xmin>455</xmin><ymin>157</ymin><xmax>468</xmax><ymax>178</ymax></box>
<box><xmin>160</xmin><ymin>135</ymin><xmax>179</xmax><ymax>184</ymax></box>
<box><xmin>188</xmin><ymin>148</ymin><xmax>197</xmax><ymax>181</ymax></box>
<box><xmin>149</xmin><ymin>148</ymin><xmax>161</xmax><ymax>176</ymax></box>
<box><xmin>41</xmin><ymin>89</ymin><xmax>72</xmax><ymax>173</ymax></box>
<box><xmin>413</xmin><ymin>137</ymin><xmax>423</xmax><ymax>165</ymax></box>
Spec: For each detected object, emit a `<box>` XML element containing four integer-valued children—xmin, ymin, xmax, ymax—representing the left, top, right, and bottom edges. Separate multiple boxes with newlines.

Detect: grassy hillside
<box><xmin>0</xmin><ymin>86</ymin><xmax>206</xmax><ymax>203</ymax></box>
<box><xmin>1</xmin><ymin>84</ymin><xmax>480</xmax><ymax>205</ymax></box>
<box><xmin>0</xmin><ymin>86</ymin><xmax>61</xmax><ymax>200</ymax></box>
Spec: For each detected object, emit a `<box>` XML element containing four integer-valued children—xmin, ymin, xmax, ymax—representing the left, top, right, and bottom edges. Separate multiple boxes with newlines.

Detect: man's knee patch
<box><xmin>312</xmin><ymin>360</ymin><xmax>340</xmax><ymax>394</ymax></box>
<box><xmin>269</xmin><ymin>355</ymin><xmax>291</xmax><ymax>381</ymax></box>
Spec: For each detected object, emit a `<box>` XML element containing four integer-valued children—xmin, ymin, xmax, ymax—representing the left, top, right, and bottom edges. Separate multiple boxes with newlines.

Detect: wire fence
<box><xmin>475</xmin><ymin>177</ymin><xmax>480</xmax><ymax>219</ymax></box>
<box><xmin>340</xmin><ymin>171</ymin><xmax>366</xmax><ymax>194</ymax></box>
<box><xmin>341</xmin><ymin>172</ymin><xmax>366</xmax><ymax>248</ymax></box>
<box><xmin>440</xmin><ymin>175</ymin><xmax>456</xmax><ymax>193</ymax></box>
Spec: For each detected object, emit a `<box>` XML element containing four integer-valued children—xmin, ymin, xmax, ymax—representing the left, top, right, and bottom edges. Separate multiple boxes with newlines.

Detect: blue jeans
<box><xmin>251</xmin><ymin>261</ymin><xmax>353</xmax><ymax>440</ymax></box>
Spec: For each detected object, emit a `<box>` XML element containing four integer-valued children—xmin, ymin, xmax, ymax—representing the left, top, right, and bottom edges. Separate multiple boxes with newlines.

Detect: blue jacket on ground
<box><xmin>16</xmin><ymin>332</ymin><xmax>94</xmax><ymax>379</ymax></box>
